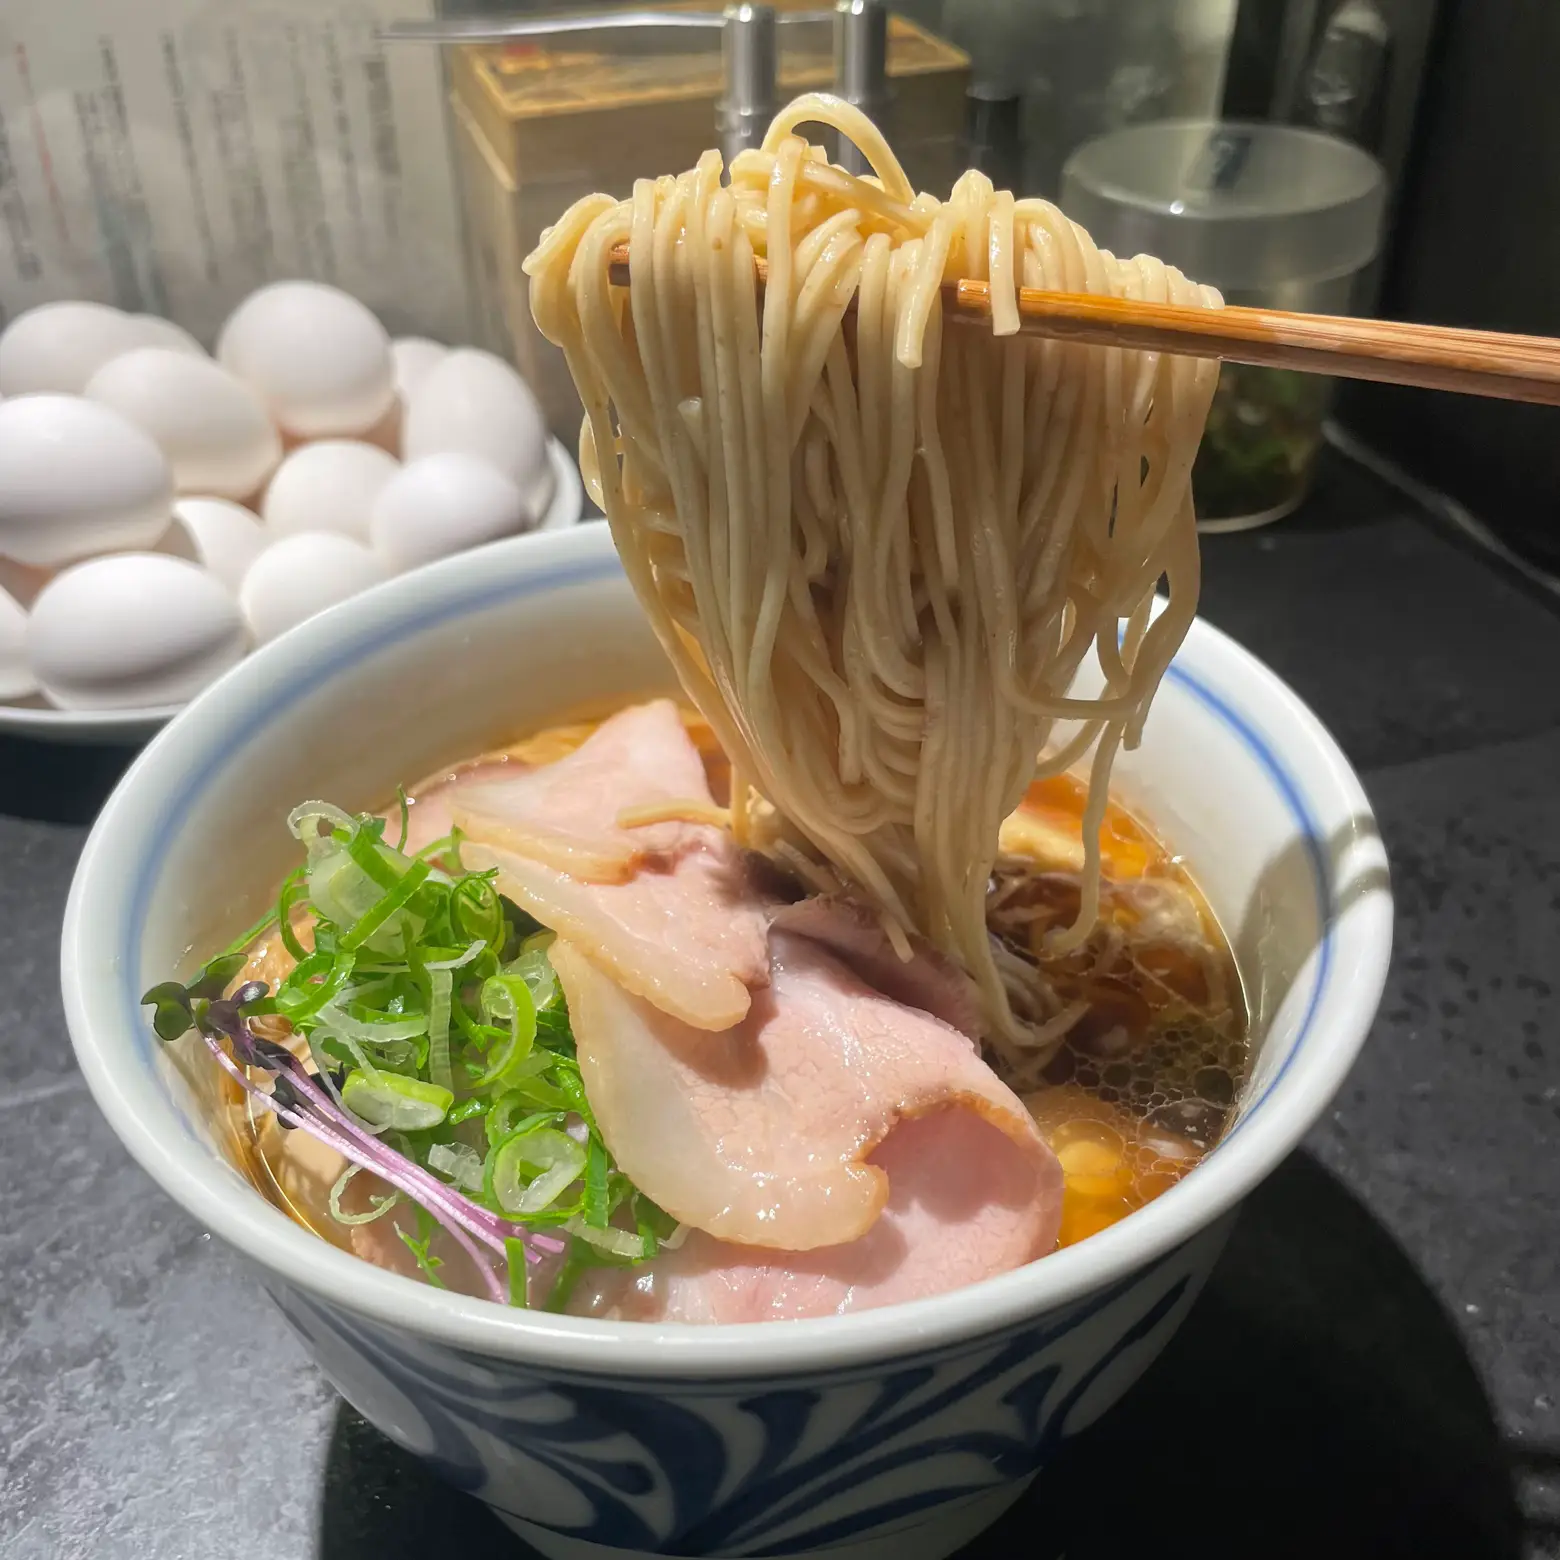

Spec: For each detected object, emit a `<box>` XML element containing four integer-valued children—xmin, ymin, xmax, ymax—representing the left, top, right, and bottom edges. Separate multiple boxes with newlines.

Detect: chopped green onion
<box><xmin>451</xmin><ymin>989</ymin><xmax>504</xmax><ymax>1051</ymax></box>
<box><xmin>318</xmin><ymin>1001</ymin><xmax>429</xmax><ymax>1047</ymax></box>
<box><xmin>341</xmin><ymin>1069</ymin><xmax>453</xmax><ymax>1131</ymax></box>
<box><xmin>425</xmin><ymin>966</ymin><xmax>454</xmax><ymax>1094</ymax></box>
<box><xmin>484</xmin><ymin>1096</ymin><xmax>561</xmax><ymax>1149</ymax></box>
<box><xmin>470</xmin><ymin>974</ymin><xmax>537</xmax><ymax>1090</ymax></box>
<box><xmin>535</xmin><ymin>1006</ymin><xmax>575</xmax><ymax>1055</ymax></box>
<box><xmin>549</xmin><ymin>1056</ymin><xmax>596</xmax><ymax>1130</ymax></box>
<box><xmin>544</xmin><ymin>1237</ymin><xmax>589</xmax><ymax>1313</ymax></box>
<box><xmin>339</xmin><ymin>857</ymin><xmax>432</xmax><ymax>952</ymax></box>
<box><xmin>396</xmin><ymin>1208</ymin><xmax>447</xmax><ymax>1288</ymax></box>
<box><xmin>347</xmin><ymin>824</ymin><xmax>404</xmax><ymax>892</ymax></box>
<box><xmin>510</xmin><ymin>939</ymin><xmax>561</xmax><ymax>1012</ymax></box>
<box><xmin>564</xmin><ymin>1217</ymin><xmax>651</xmax><ymax>1260</ymax></box>
<box><xmin>583</xmin><ymin>1137</ymin><xmax>610</xmax><ymax>1228</ymax></box>
<box><xmin>424</xmin><ymin>940</ymin><xmax>484</xmax><ymax>973</ymax></box>
<box><xmin>328</xmin><ymin>1164</ymin><xmax>403</xmax><ymax>1225</ymax></box>
<box><xmin>489</xmin><ymin>1126</ymin><xmax>585</xmax><ymax>1216</ymax></box>
<box><xmin>415</xmin><ymin>827</ymin><xmax>463</xmax><ymax>866</ymax></box>
<box><xmin>277</xmin><ymin>871</ymin><xmax>311</xmax><ymax>964</ymax></box>
<box><xmin>475</xmin><ymin>1056</ymin><xmax>565</xmax><ymax>1111</ymax></box>
<box><xmin>505</xmin><ymin>1236</ymin><xmax>530</xmax><ymax>1307</ymax></box>
<box><xmin>427</xmin><ymin>1142</ymin><xmax>485</xmax><ymax>1192</ymax></box>
<box><xmin>634</xmin><ymin>1195</ymin><xmax>681</xmax><ymax>1260</ymax></box>
<box><xmin>453</xmin><ymin>873</ymin><xmax>505</xmax><ymax>948</ymax></box>
<box><xmin>308</xmin><ymin>840</ymin><xmax>405</xmax><ymax>937</ymax></box>
<box><xmin>276</xmin><ymin>952</ymin><xmax>358</xmax><ymax>1023</ymax></box>
<box><xmin>288</xmin><ymin>800</ymin><xmax>357</xmax><ymax>851</ymax></box>
<box><xmin>183</xmin><ymin>792</ymin><xmax>667</xmax><ymax>1311</ymax></box>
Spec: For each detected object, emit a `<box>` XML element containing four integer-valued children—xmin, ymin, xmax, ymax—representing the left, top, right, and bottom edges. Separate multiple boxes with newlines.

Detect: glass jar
<box><xmin>1060</xmin><ymin>119</ymin><xmax>1386</xmax><ymax>530</ymax></box>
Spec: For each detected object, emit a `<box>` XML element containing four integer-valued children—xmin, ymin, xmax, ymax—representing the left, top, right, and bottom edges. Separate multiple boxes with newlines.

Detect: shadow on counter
<box><xmin>1003</xmin><ymin>1148</ymin><xmax>1522</xmax><ymax>1559</ymax></box>
<box><xmin>0</xmin><ymin>735</ymin><xmax>140</xmax><ymax>826</ymax></box>
<box><xmin>311</xmin><ymin>1150</ymin><xmax>1523</xmax><ymax>1560</ymax></box>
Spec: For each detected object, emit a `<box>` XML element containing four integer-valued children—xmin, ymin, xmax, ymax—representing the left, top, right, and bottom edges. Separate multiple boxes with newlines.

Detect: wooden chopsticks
<box><xmin>605</xmin><ymin>243</ymin><xmax>1560</xmax><ymax>407</ymax></box>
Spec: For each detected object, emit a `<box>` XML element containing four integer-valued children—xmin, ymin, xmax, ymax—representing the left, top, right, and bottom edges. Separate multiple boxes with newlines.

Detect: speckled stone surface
<box><xmin>0</xmin><ymin>817</ymin><xmax>94</xmax><ymax>1098</ymax></box>
<box><xmin>2</xmin><ymin>452</ymin><xmax>1556</xmax><ymax>1559</ymax></box>
<box><xmin>1198</xmin><ymin>469</ymin><xmax>1560</xmax><ymax>770</ymax></box>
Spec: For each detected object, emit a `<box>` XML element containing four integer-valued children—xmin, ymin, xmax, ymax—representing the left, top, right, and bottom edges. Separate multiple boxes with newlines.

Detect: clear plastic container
<box><xmin>1060</xmin><ymin>119</ymin><xmax>1386</xmax><ymax>530</ymax></box>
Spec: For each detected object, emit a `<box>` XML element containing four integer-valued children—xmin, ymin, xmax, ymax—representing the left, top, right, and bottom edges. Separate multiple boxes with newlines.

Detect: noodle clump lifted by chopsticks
<box><xmin>523</xmin><ymin>94</ymin><xmax>1222</xmax><ymax>1076</ymax></box>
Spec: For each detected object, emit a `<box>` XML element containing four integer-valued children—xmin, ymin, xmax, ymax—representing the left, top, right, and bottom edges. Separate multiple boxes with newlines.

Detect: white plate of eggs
<box><xmin>0</xmin><ymin>286</ymin><xmax>585</xmax><ymax>745</ymax></box>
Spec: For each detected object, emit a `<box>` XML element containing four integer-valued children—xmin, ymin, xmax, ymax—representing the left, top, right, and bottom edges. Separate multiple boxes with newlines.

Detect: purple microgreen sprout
<box><xmin>146</xmin><ymin>968</ymin><xmax>561</xmax><ymax>1308</ymax></box>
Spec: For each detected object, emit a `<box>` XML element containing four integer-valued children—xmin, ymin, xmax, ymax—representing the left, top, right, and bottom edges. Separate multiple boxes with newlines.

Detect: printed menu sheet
<box><xmin>0</xmin><ymin>0</ymin><xmax>471</xmax><ymax>344</ymax></box>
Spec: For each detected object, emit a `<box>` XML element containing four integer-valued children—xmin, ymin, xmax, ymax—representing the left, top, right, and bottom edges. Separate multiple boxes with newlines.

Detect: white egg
<box><xmin>169</xmin><ymin>498</ymin><xmax>269</xmax><ymax>591</ymax></box>
<box><xmin>0</xmin><ymin>304</ymin><xmax>208</xmax><ymax>396</ymax></box>
<box><xmin>261</xmin><ymin>440</ymin><xmax>399</xmax><ymax>543</ymax></box>
<box><xmin>0</xmin><ymin>395</ymin><xmax>174</xmax><ymax>566</ymax></box>
<box><xmin>0</xmin><ymin>585</ymin><xmax>36</xmax><ymax>701</ymax></box>
<box><xmin>0</xmin><ymin>302</ymin><xmax>145</xmax><ymax>396</ymax></box>
<box><xmin>85</xmin><ymin>348</ymin><xmax>281</xmax><ymax>500</ymax></box>
<box><xmin>402</xmin><ymin>349</ymin><xmax>554</xmax><ymax>516</ymax></box>
<box><xmin>217</xmin><ymin>281</ymin><xmax>395</xmax><ymax>438</ymax></box>
<box><xmin>239</xmin><ymin>531</ymin><xmax>388</xmax><ymax>644</ymax></box>
<box><xmin>27</xmin><ymin>553</ymin><xmax>246</xmax><ymax>709</ymax></box>
<box><xmin>369</xmin><ymin>453</ymin><xmax>531</xmax><ymax>573</ymax></box>
<box><xmin>391</xmin><ymin>337</ymin><xmax>447</xmax><ymax>401</ymax></box>
<box><xmin>128</xmin><ymin>315</ymin><xmax>206</xmax><ymax>357</ymax></box>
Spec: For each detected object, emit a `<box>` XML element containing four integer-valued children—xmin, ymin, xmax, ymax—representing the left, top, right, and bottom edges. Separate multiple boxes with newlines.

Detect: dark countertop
<box><xmin>2</xmin><ymin>450</ymin><xmax>1556</xmax><ymax>1560</ymax></box>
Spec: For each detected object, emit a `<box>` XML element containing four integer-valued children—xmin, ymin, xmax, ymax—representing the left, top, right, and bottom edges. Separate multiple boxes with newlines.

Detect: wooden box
<box><xmin>450</xmin><ymin>5</ymin><xmax>970</xmax><ymax>441</ymax></box>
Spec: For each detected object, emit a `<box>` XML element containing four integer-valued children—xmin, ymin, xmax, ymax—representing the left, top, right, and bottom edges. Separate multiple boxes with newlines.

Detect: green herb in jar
<box><xmin>1193</xmin><ymin>362</ymin><xmax>1332</xmax><ymax>524</ymax></box>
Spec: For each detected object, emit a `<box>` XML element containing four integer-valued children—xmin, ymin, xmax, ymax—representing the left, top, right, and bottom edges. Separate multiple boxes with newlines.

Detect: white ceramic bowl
<box><xmin>2</xmin><ymin>437</ymin><xmax>586</xmax><ymax>746</ymax></box>
<box><xmin>61</xmin><ymin>523</ymin><xmax>1391</xmax><ymax>1560</ymax></box>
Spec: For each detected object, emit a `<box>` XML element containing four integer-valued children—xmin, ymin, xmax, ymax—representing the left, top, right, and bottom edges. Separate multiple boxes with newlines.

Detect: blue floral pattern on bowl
<box><xmin>267</xmin><ymin>1218</ymin><xmax>1228</xmax><ymax>1559</ymax></box>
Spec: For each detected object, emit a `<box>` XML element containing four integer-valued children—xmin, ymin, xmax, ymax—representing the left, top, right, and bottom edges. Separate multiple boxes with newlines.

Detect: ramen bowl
<box><xmin>61</xmin><ymin>523</ymin><xmax>1391</xmax><ymax>1560</ymax></box>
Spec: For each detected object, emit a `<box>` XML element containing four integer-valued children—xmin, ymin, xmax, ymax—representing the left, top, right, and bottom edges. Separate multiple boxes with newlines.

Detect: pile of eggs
<box><xmin>0</xmin><ymin>283</ymin><xmax>559</xmax><ymax>714</ymax></box>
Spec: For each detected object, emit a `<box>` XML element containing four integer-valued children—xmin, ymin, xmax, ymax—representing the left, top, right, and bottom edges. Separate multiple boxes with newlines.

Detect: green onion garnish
<box><xmin>341</xmin><ymin>1070</ymin><xmax>454</xmax><ymax>1131</ymax></box>
<box><xmin>140</xmin><ymin>798</ymin><xmax>676</xmax><ymax>1308</ymax></box>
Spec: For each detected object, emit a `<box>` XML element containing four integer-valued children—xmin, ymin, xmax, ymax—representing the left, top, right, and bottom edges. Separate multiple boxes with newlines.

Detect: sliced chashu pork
<box><xmin>466</xmin><ymin>836</ymin><xmax>772</xmax><ymax>1030</ymax></box>
<box><xmin>551</xmin><ymin>930</ymin><xmax>1060</xmax><ymax>1252</ymax></box>
<box><xmin>449</xmin><ymin>699</ymin><xmax>716</xmax><ymax>883</ymax></box>
<box><xmin>456</xmin><ymin>700</ymin><xmax>772</xmax><ymax>1030</ymax></box>
<box><xmin>571</xmin><ymin>1106</ymin><xmax>1058</xmax><ymax>1322</ymax></box>
<box><xmin>770</xmin><ymin>894</ymin><xmax>983</xmax><ymax>1040</ymax></box>
<box><xmin>342</xmin><ymin>1102</ymin><xmax>1058</xmax><ymax>1318</ymax></box>
<box><xmin>397</xmin><ymin>758</ymin><xmax>513</xmax><ymax>856</ymax></box>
